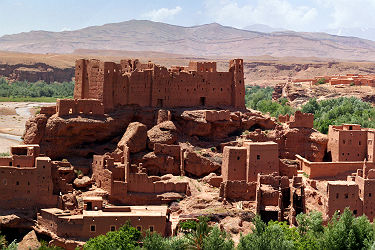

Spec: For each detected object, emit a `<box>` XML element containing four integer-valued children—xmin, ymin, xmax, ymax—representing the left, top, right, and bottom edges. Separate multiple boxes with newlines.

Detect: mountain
<box><xmin>2</xmin><ymin>20</ymin><xmax>375</xmax><ymax>60</ymax></box>
<box><xmin>243</xmin><ymin>24</ymin><xmax>287</xmax><ymax>33</ymax></box>
<box><xmin>324</xmin><ymin>27</ymin><xmax>375</xmax><ymax>42</ymax></box>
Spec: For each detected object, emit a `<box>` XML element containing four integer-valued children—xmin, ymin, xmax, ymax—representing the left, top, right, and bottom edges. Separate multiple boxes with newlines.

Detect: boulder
<box><xmin>17</xmin><ymin>230</ymin><xmax>41</xmax><ymax>250</ymax></box>
<box><xmin>147</xmin><ymin>121</ymin><xmax>178</xmax><ymax>150</ymax></box>
<box><xmin>73</xmin><ymin>176</ymin><xmax>92</xmax><ymax>188</ymax></box>
<box><xmin>118</xmin><ymin>122</ymin><xmax>148</xmax><ymax>153</ymax></box>
<box><xmin>184</xmin><ymin>151</ymin><xmax>221</xmax><ymax>177</ymax></box>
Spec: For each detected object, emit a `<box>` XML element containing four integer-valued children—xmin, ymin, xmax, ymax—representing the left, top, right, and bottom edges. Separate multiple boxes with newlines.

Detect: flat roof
<box><xmin>41</xmin><ymin>205</ymin><xmax>168</xmax><ymax>219</ymax></box>
<box><xmin>327</xmin><ymin>180</ymin><xmax>357</xmax><ymax>186</ymax></box>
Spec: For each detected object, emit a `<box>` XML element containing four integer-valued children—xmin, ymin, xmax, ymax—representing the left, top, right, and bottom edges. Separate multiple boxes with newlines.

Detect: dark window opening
<box><xmin>86</xmin><ymin>202</ymin><xmax>92</xmax><ymax>211</ymax></box>
<box><xmin>237</xmin><ymin>156</ymin><xmax>240</xmax><ymax>160</ymax></box>
<box><xmin>110</xmin><ymin>226</ymin><xmax>116</xmax><ymax>231</ymax></box>
<box><xmin>336</xmin><ymin>193</ymin><xmax>339</xmax><ymax>199</ymax></box>
<box><xmin>149</xmin><ymin>226</ymin><xmax>154</xmax><ymax>232</ymax></box>
<box><xmin>200</xmin><ymin>97</ymin><xmax>206</xmax><ymax>106</ymax></box>
<box><xmin>349</xmin><ymin>125</ymin><xmax>353</xmax><ymax>130</ymax></box>
<box><xmin>90</xmin><ymin>225</ymin><xmax>96</xmax><ymax>232</ymax></box>
<box><xmin>157</xmin><ymin>99</ymin><xmax>163</xmax><ymax>108</ymax></box>
<box><xmin>345</xmin><ymin>193</ymin><xmax>348</xmax><ymax>199</ymax></box>
<box><xmin>137</xmin><ymin>226</ymin><xmax>142</xmax><ymax>231</ymax></box>
<box><xmin>257</xmin><ymin>155</ymin><xmax>260</xmax><ymax>160</ymax></box>
<box><xmin>353</xmin><ymin>210</ymin><xmax>357</xmax><ymax>215</ymax></box>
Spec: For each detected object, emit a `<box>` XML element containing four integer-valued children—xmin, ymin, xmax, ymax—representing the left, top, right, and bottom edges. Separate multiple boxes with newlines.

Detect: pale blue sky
<box><xmin>1</xmin><ymin>0</ymin><xmax>375</xmax><ymax>37</ymax></box>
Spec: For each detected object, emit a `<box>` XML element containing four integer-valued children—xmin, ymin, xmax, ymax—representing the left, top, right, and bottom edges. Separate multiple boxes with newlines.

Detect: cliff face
<box><xmin>0</xmin><ymin>63</ymin><xmax>74</xmax><ymax>83</ymax></box>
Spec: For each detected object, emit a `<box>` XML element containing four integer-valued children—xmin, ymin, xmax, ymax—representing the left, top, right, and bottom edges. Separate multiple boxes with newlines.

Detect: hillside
<box><xmin>2</xmin><ymin>20</ymin><xmax>375</xmax><ymax>60</ymax></box>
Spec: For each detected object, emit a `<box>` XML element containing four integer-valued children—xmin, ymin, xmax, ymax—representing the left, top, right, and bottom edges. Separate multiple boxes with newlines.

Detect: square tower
<box><xmin>222</xmin><ymin>146</ymin><xmax>247</xmax><ymax>181</ymax></box>
<box><xmin>243</xmin><ymin>141</ymin><xmax>279</xmax><ymax>182</ymax></box>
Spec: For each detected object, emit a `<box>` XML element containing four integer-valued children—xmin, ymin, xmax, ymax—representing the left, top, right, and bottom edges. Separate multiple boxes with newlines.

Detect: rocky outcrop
<box><xmin>73</xmin><ymin>176</ymin><xmax>92</xmax><ymax>188</ymax></box>
<box><xmin>118</xmin><ymin>122</ymin><xmax>147</xmax><ymax>153</ymax></box>
<box><xmin>23</xmin><ymin>107</ymin><xmax>156</xmax><ymax>159</ymax></box>
<box><xmin>132</xmin><ymin>152</ymin><xmax>180</xmax><ymax>176</ymax></box>
<box><xmin>147</xmin><ymin>121</ymin><xmax>178</xmax><ymax>150</ymax></box>
<box><xmin>184</xmin><ymin>150</ymin><xmax>221</xmax><ymax>177</ymax></box>
<box><xmin>245</xmin><ymin>126</ymin><xmax>328</xmax><ymax>162</ymax></box>
<box><xmin>17</xmin><ymin>230</ymin><xmax>41</xmax><ymax>250</ymax></box>
<box><xmin>0</xmin><ymin>63</ymin><xmax>74</xmax><ymax>83</ymax></box>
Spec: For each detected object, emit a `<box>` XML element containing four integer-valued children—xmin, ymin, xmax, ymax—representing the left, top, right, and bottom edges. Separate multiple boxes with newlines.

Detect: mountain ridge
<box><xmin>2</xmin><ymin>20</ymin><xmax>375</xmax><ymax>60</ymax></box>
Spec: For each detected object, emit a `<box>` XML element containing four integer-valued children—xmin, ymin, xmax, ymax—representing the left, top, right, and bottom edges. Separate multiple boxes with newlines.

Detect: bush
<box><xmin>84</xmin><ymin>222</ymin><xmax>141</xmax><ymax>250</ymax></box>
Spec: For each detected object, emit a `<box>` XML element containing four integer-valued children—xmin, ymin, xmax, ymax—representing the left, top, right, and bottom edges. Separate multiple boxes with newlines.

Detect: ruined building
<box><xmin>54</xmin><ymin>58</ymin><xmax>245</xmax><ymax>116</ymax></box>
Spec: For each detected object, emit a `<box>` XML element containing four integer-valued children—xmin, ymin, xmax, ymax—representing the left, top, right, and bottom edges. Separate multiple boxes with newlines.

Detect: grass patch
<box><xmin>0</xmin><ymin>96</ymin><xmax>70</xmax><ymax>102</ymax></box>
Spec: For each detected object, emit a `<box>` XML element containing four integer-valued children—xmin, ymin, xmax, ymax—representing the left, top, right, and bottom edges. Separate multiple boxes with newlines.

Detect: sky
<box><xmin>1</xmin><ymin>0</ymin><xmax>375</xmax><ymax>37</ymax></box>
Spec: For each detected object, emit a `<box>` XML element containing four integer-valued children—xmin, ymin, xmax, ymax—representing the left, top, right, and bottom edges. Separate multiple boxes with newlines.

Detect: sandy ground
<box><xmin>0</xmin><ymin>102</ymin><xmax>52</xmax><ymax>153</ymax></box>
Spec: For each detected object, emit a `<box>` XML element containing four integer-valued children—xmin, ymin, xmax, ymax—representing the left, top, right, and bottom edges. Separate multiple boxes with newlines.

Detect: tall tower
<box><xmin>230</xmin><ymin>59</ymin><xmax>245</xmax><ymax>108</ymax></box>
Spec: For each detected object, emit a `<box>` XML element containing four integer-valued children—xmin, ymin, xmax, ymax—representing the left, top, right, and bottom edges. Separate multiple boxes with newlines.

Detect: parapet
<box><xmin>188</xmin><ymin>61</ymin><xmax>217</xmax><ymax>72</ymax></box>
<box><xmin>56</xmin><ymin>99</ymin><xmax>104</xmax><ymax>117</ymax></box>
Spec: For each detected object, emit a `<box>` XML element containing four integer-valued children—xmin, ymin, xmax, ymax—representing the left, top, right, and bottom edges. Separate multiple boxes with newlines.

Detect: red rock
<box><xmin>118</xmin><ymin>122</ymin><xmax>147</xmax><ymax>153</ymax></box>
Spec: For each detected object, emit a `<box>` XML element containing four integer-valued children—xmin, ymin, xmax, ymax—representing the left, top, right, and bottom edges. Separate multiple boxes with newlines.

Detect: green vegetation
<box><xmin>0</xmin><ymin>153</ymin><xmax>10</xmax><ymax>157</ymax></box>
<box><xmin>0</xmin><ymin>78</ymin><xmax>74</xmax><ymax>102</ymax></box>
<box><xmin>245</xmin><ymin>86</ymin><xmax>375</xmax><ymax>134</ymax></box>
<box><xmin>84</xmin><ymin>222</ymin><xmax>141</xmax><ymax>249</ymax></box>
<box><xmin>316</xmin><ymin>78</ymin><xmax>326</xmax><ymax>85</ymax></box>
<box><xmin>83</xmin><ymin>209</ymin><xmax>375</xmax><ymax>249</ymax></box>
<box><xmin>245</xmin><ymin>86</ymin><xmax>294</xmax><ymax>117</ymax></box>
<box><xmin>302</xmin><ymin>97</ymin><xmax>375</xmax><ymax>134</ymax></box>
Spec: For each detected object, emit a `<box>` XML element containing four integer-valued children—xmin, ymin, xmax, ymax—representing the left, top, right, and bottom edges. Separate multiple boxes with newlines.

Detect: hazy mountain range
<box><xmin>2</xmin><ymin>20</ymin><xmax>375</xmax><ymax>61</ymax></box>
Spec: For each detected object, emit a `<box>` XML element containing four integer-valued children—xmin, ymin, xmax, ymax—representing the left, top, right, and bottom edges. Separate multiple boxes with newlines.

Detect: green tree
<box><xmin>320</xmin><ymin>208</ymin><xmax>375</xmax><ymax>250</ymax></box>
<box><xmin>202</xmin><ymin>226</ymin><xmax>234</xmax><ymax>250</ymax></box>
<box><xmin>84</xmin><ymin>222</ymin><xmax>141</xmax><ymax>250</ymax></box>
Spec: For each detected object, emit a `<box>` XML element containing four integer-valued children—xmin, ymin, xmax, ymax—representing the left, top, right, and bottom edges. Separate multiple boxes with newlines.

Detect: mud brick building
<box><xmin>37</xmin><ymin>197</ymin><xmax>171</xmax><ymax>241</ymax></box>
<box><xmin>55</xmin><ymin>58</ymin><xmax>245</xmax><ymax>115</ymax></box>
<box><xmin>0</xmin><ymin>145</ymin><xmax>57</xmax><ymax>209</ymax></box>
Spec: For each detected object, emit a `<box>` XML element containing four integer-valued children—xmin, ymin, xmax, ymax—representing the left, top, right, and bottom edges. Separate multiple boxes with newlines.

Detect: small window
<box><xmin>90</xmin><ymin>225</ymin><xmax>96</xmax><ymax>232</ymax></box>
<box><xmin>354</xmin><ymin>210</ymin><xmax>357</xmax><ymax>215</ymax></box>
<box><xmin>345</xmin><ymin>193</ymin><xmax>348</xmax><ymax>199</ymax></box>
<box><xmin>343</xmin><ymin>140</ymin><xmax>346</xmax><ymax>144</ymax></box>
<box><xmin>359</xmin><ymin>141</ymin><xmax>361</xmax><ymax>145</ymax></box>
<box><xmin>136</xmin><ymin>226</ymin><xmax>142</xmax><ymax>231</ymax></box>
<box><xmin>149</xmin><ymin>226</ymin><xmax>154</xmax><ymax>232</ymax></box>
<box><xmin>336</xmin><ymin>193</ymin><xmax>339</xmax><ymax>199</ymax></box>
<box><xmin>369</xmin><ymin>193</ymin><xmax>372</xmax><ymax>197</ymax></box>
<box><xmin>257</xmin><ymin>155</ymin><xmax>260</xmax><ymax>160</ymax></box>
<box><xmin>110</xmin><ymin>226</ymin><xmax>116</xmax><ymax>231</ymax></box>
<box><xmin>237</xmin><ymin>156</ymin><xmax>240</xmax><ymax>160</ymax></box>
<box><xmin>17</xmin><ymin>165</ymin><xmax>20</xmax><ymax>168</ymax></box>
<box><xmin>16</xmin><ymin>181</ymin><xmax>19</xmax><ymax>186</ymax></box>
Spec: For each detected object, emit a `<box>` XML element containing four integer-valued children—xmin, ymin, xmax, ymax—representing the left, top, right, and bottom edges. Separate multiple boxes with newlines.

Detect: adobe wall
<box><xmin>219</xmin><ymin>181</ymin><xmax>256</xmax><ymax>201</ymax></box>
<box><xmin>244</xmin><ymin>141</ymin><xmax>279</xmax><ymax>182</ymax></box>
<box><xmin>288</xmin><ymin>111</ymin><xmax>314</xmax><ymax>129</ymax></box>
<box><xmin>222</xmin><ymin>146</ymin><xmax>247</xmax><ymax>181</ymax></box>
<box><xmin>40</xmin><ymin>105</ymin><xmax>56</xmax><ymax>116</ymax></box>
<box><xmin>328</xmin><ymin>125</ymin><xmax>368</xmax><ymax>162</ymax></box>
<box><xmin>73</xmin><ymin>58</ymin><xmax>245</xmax><ymax>112</ymax></box>
<box><xmin>56</xmin><ymin>99</ymin><xmax>104</xmax><ymax>117</ymax></box>
<box><xmin>0</xmin><ymin>156</ymin><xmax>57</xmax><ymax>209</ymax></box>
<box><xmin>327</xmin><ymin>181</ymin><xmax>363</xmax><ymax>217</ymax></box>
<box><xmin>297</xmin><ymin>155</ymin><xmax>363</xmax><ymax>179</ymax></box>
<box><xmin>204</xmin><ymin>110</ymin><xmax>231</xmax><ymax>122</ymax></box>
